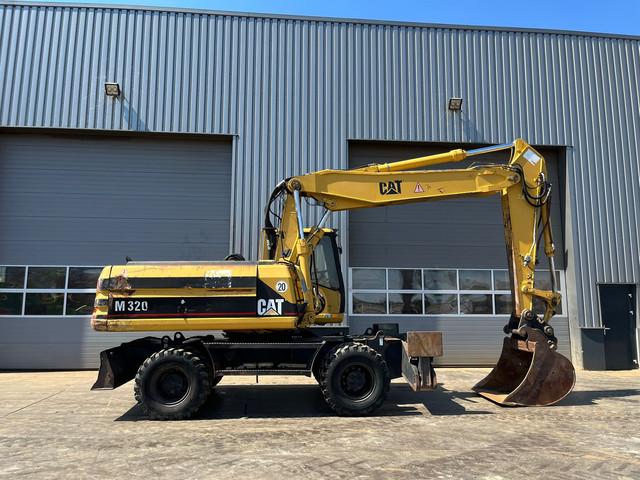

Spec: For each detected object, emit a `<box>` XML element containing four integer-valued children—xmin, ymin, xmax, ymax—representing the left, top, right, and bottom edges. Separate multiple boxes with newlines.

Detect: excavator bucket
<box><xmin>472</xmin><ymin>327</ymin><xmax>575</xmax><ymax>406</ymax></box>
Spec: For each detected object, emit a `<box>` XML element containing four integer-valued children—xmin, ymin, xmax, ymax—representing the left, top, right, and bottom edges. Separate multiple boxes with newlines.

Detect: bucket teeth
<box><xmin>473</xmin><ymin>327</ymin><xmax>575</xmax><ymax>406</ymax></box>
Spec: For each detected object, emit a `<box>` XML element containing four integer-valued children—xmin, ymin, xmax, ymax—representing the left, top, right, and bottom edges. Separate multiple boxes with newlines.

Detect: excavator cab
<box><xmin>308</xmin><ymin>231</ymin><xmax>346</xmax><ymax>318</ymax></box>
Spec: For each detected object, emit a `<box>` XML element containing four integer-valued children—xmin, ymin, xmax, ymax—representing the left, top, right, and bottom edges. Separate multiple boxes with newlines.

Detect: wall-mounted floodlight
<box><xmin>448</xmin><ymin>97</ymin><xmax>463</xmax><ymax>111</ymax></box>
<box><xmin>104</xmin><ymin>82</ymin><xmax>120</xmax><ymax>97</ymax></box>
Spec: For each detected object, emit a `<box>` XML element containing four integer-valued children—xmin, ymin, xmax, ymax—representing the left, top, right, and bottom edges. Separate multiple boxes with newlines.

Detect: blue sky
<box><xmin>35</xmin><ymin>0</ymin><xmax>640</xmax><ymax>36</ymax></box>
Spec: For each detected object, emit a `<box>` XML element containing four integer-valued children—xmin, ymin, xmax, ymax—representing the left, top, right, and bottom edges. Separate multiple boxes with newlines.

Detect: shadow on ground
<box><xmin>555</xmin><ymin>388</ymin><xmax>640</xmax><ymax>406</ymax></box>
<box><xmin>115</xmin><ymin>383</ymin><xmax>495</xmax><ymax>421</ymax></box>
<box><xmin>114</xmin><ymin>382</ymin><xmax>640</xmax><ymax>421</ymax></box>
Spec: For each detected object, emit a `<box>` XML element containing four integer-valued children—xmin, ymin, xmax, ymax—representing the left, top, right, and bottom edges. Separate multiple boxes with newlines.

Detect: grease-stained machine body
<box><xmin>93</xmin><ymin>261</ymin><xmax>309</xmax><ymax>332</ymax></box>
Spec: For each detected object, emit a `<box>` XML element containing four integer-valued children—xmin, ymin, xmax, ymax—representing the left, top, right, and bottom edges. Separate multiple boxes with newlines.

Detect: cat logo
<box><xmin>257</xmin><ymin>298</ymin><xmax>284</xmax><ymax>316</ymax></box>
<box><xmin>379</xmin><ymin>180</ymin><xmax>402</xmax><ymax>195</ymax></box>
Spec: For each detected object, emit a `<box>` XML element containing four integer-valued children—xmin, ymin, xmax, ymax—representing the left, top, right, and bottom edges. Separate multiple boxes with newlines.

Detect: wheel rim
<box><xmin>148</xmin><ymin>365</ymin><xmax>190</xmax><ymax>405</ymax></box>
<box><xmin>338</xmin><ymin>362</ymin><xmax>376</xmax><ymax>401</ymax></box>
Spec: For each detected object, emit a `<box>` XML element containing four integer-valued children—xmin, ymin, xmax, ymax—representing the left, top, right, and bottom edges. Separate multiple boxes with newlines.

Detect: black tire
<box><xmin>319</xmin><ymin>343</ymin><xmax>390</xmax><ymax>416</ymax></box>
<box><xmin>134</xmin><ymin>348</ymin><xmax>211</xmax><ymax>420</ymax></box>
<box><xmin>211</xmin><ymin>375</ymin><xmax>223</xmax><ymax>387</ymax></box>
<box><xmin>312</xmin><ymin>358</ymin><xmax>323</xmax><ymax>383</ymax></box>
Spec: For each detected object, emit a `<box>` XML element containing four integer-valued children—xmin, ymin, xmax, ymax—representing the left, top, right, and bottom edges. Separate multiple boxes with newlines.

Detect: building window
<box><xmin>494</xmin><ymin>293</ymin><xmax>513</xmax><ymax>314</ymax></box>
<box><xmin>349</xmin><ymin>267</ymin><xmax>565</xmax><ymax>317</ymax></box>
<box><xmin>68</xmin><ymin>267</ymin><xmax>103</xmax><ymax>289</ymax></box>
<box><xmin>0</xmin><ymin>292</ymin><xmax>23</xmax><ymax>315</ymax></box>
<box><xmin>352</xmin><ymin>292</ymin><xmax>386</xmax><ymax>314</ymax></box>
<box><xmin>0</xmin><ymin>266</ymin><xmax>25</xmax><ymax>288</ymax></box>
<box><xmin>459</xmin><ymin>270</ymin><xmax>492</xmax><ymax>290</ymax></box>
<box><xmin>27</xmin><ymin>267</ymin><xmax>66</xmax><ymax>289</ymax></box>
<box><xmin>424</xmin><ymin>293</ymin><xmax>458</xmax><ymax>314</ymax></box>
<box><xmin>0</xmin><ymin>266</ymin><xmax>101</xmax><ymax>316</ymax></box>
<box><xmin>66</xmin><ymin>293</ymin><xmax>97</xmax><ymax>315</ymax></box>
<box><xmin>460</xmin><ymin>294</ymin><xmax>493</xmax><ymax>314</ymax></box>
<box><xmin>352</xmin><ymin>268</ymin><xmax>386</xmax><ymax>289</ymax></box>
<box><xmin>423</xmin><ymin>269</ymin><xmax>457</xmax><ymax>290</ymax></box>
<box><xmin>389</xmin><ymin>293</ymin><xmax>423</xmax><ymax>314</ymax></box>
<box><xmin>25</xmin><ymin>293</ymin><xmax>65</xmax><ymax>315</ymax></box>
<box><xmin>388</xmin><ymin>269</ymin><xmax>422</xmax><ymax>290</ymax></box>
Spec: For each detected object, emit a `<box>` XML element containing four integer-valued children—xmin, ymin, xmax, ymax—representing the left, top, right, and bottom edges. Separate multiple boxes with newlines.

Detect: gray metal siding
<box><xmin>0</xmin><ymin>315</ymin><xmax>218</xmax><ymax>369</ymax></box>
<box><xmin>0</xmin><ymin>132</ymin><xmax>232</xmax><ymax>369</ymax></box>
<box><xmin>348</xmin><ymin>143</ymin><xmax>565</xmax><ymax>269</ymax></box>
<box><xmin>0</xmin><ymin>3</ymin><xmax>639</xmax><ymax>328</ymax></box>
<box><xmin>0</xmin><ymin>317</ymin><xmax>150</xmax><ymax>369</ymax></box>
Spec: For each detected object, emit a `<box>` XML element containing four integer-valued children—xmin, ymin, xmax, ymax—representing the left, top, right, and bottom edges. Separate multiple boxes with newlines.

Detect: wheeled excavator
<box><xmin>91</xmin><ymin>139</ymin><xmax>576</xmax><ymax>419</ymax></box>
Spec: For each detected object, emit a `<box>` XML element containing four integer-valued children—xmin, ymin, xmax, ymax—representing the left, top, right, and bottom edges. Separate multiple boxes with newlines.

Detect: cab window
<box><xmin>312</xmin><ymin>236</ymin><xmax>341</xmax><ymax>290</ymax></box>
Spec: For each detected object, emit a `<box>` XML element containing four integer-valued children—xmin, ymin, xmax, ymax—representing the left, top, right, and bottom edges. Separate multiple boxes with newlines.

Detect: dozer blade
<box><xmin>472</xmin><ymin>327</ymin><xmax>575</xmax><ymax>406</ymax></box>
<box><xmin>91</xmin><ymin>337</ymin><xmax>162</xmax><ymax>390</ymax></box>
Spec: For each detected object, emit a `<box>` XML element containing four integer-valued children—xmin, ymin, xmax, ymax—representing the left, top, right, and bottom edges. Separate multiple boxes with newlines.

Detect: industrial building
<box><xmin>0</xmin><ymin>1</ymin><xmax>638</xmax><ymax>370</ymax></box>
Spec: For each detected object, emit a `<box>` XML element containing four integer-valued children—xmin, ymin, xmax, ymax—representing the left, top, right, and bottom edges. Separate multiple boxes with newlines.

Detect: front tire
<box><xmin>319</xmin><ymin>343</ymin><xmax>390</xmax><ymax>416</ymax></box>
<box><xmin>134</xmin><ymin>348</ymin><xmax>211</xmax><ymax>420</ymax></box>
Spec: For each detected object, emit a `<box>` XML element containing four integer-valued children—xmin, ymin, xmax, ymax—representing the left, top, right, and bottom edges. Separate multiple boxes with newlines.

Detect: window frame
<box><xmin>0</xmin><ymin>265</ymin><xmax>101</xmax><ymax>317</ymax></box>
<box><xmin>349</xmin><ymin>267</ymin><xmax>567</xmax><ymax>318</ymax></box>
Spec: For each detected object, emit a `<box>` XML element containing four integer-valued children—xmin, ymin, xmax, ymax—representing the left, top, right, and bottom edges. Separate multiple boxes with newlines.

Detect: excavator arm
<box><xmin>270</xmin><ymin>139</ymin><xmax>560</xmax><ymax>327</ymax></box>
<box><xmin>263</xmin><ymin>138</ymin><xmax>575</xmax><ymax>406</ymax></box>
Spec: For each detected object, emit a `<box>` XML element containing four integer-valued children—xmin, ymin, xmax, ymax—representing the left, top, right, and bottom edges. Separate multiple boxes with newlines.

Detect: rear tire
<box><xmin>134</xmin><ymin>348</ymin><xmax>211</xmax><ymax>420</ymax></box>
<box><xmin>319</xmin><ymin>343</ymin><xmax>390</xmax><ymax>416</ymax></box>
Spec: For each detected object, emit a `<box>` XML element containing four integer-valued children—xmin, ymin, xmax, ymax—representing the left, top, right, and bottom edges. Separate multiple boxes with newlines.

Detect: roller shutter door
<box><xmin>0</xmin><ymin>132</ymin><xmax>232</xmax><ymax>369</ymax></box>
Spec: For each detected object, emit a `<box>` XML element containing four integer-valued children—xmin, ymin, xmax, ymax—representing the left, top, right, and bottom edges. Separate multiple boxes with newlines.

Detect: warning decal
<box><xmin>414</xmin><ymin>183</ymin><xmax>425</xmax><ymax>193</ymax></box>
<box><xmin>523</xmin><ymin>149</ymin><xmax>541</xmax><ymax>165</ymax></box>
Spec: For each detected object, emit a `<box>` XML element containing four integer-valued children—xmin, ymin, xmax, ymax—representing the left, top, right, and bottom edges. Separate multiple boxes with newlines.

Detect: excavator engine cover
<box><xmin>472</xmin><ymin>327</ymin><xmax>575</xmax><ymax>406</ymax></box>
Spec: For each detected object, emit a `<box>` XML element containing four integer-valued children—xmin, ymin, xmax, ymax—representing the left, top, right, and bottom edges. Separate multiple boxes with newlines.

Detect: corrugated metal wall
<box><xmin>1</xmin><ymin>2</ymin><xmax>639</xmax><ymax>328</ymax></box>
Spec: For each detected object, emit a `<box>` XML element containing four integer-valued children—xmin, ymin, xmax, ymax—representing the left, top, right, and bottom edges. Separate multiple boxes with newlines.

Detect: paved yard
<box><xmin>0</xmin><ymin>368</ymin><xmax>638</xmax><ymax>479</ymax></box>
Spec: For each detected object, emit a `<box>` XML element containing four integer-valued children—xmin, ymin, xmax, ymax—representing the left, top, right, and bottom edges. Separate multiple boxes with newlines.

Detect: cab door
<box><xmin>310</xmin><ymin>233</ymin><xmax>345</xmax><ymax>322</ymax></box>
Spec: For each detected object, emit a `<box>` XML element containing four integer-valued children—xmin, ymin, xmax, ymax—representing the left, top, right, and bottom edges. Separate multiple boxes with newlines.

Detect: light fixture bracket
<box><xmin>448</xmin><ymin>97</ymin><xmax>463</xmax><ymax>111</ymax></box>
<box><xmin>104</xmin><ymin>82</ymin><xmax>120</xmax><ymax>97</ymax></box>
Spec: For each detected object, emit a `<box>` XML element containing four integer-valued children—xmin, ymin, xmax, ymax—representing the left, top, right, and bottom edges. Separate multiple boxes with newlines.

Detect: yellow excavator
<box><xmin>91</xmin><ymin>139</ymin><xmax>575</xmax><ymax>419</ymax></box>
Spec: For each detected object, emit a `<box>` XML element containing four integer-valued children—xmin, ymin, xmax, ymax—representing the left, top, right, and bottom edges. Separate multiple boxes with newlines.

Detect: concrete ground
<box><xmin>0</xmin><ymin>369</ymin><xmax>638</xmax><ymax>479</ymax></box>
